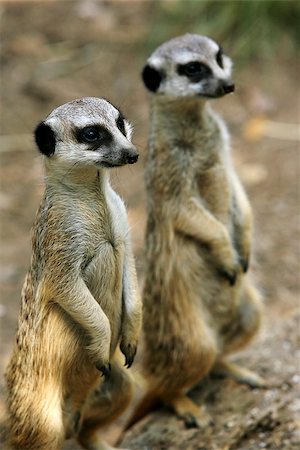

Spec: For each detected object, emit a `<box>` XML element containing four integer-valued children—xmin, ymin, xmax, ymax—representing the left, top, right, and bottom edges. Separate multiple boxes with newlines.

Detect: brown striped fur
<box><xmin>5</xmin><ymin>98</ymin><xmax>142</xmax><ymax>449</ymax></box>
<box><xmin>127</xmin><ymin>35</ymin><xmax>264</xmax><ymax>429</ymax></box>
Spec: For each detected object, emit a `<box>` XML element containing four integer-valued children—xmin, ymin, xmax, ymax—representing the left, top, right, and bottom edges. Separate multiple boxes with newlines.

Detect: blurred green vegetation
<box><xmin>141</xmin><ymin>0</ymin><xmax>300</xmax><ymax>64</ymax></box>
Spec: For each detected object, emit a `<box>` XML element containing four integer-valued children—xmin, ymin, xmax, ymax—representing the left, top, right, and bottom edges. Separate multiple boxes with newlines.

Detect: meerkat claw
<box><xmin>182</xmin><ymin>411</ymin><xmax>214</xmax><ymax>429</ymax></box>
<box><xmin>219</xmin><ymin>268</ymin><xmax>237</xmax><ymax>286</ymax></box>
<box><xmin>96</xmin><ymin>363</ymin><xmax>111</xmax><ymax>381</ymax></box>
<box><xmin>240</xmin><ymin>257</ymin><xmax>249</xmax><ymax>273</ymax></box>
<box><xmin>125</xmin><ymin>349</ymin><xmax>136</xmax><ymax>368</ymax></box>
<box><xmin>183</xmin><ymin>412</ymin><xmax>200</xmax><ymax>428</ymax></box>
<box><xmin>125</xmin><ymin>356</ymin><xmax>133</xmax><ymax>368</ymax></box>
<box><xmin>228</xmin><ymin>272</ymin><xmax>237</xmax><ymax>286</ymax></box>
<box><xmin>120</xmin><ymin>342</ymin><xmax>137</xmax><ymax>368</ymax></box>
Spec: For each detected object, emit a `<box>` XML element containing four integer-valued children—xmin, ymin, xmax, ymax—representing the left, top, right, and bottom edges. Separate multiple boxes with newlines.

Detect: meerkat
<box><xmin>127</xmin><ymin>34</ymin><xmax>265</xmax><ymax>429</ymax></box>
<box><xmin>4</xmin><ymin>97</ymin><xmax>142</xmax><ymax>450</ymax></box>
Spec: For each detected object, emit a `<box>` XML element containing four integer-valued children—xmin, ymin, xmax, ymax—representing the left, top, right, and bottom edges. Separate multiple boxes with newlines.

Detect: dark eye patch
<box><xmin>75</xmin><ymin>125</ymin><xmax>112</xmax><ymax>148</ymax></box>
<box><xmin>80</xmin><ymin>127</ymin><xmax>100</xmax><ymax>142</ymax></box>
<box><xmin>216</xmin><ymin>47</ymin><xmax>224</xmax><ymax>69</ymax></box>
<box><xmin>177</xmin><ymin>61</ymin><xmax>212</xmax><ymax>82</ymax></box>
<box><xmin>116</xmin><ymin>113</ymin><xmax>126</xmax><ymax>136</ymax></box>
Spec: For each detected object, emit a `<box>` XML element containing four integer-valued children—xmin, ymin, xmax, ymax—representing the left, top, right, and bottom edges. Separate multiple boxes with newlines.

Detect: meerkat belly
<box><xmin>144</xmin><ymin>229</ymin><xmax>238</xmax><ymax>376</ymax></box>
<box><xmin>196</xmin><ymin>165</ymin><xmax>231</xmax><ymax>222</ymax></box>
<box><xmin>174</xmin><ymin>234</ymin><xmax>241</xmax><ymax>318</ymax></box>
<box><xmin>144</xmin><ymin>243</ymin><xmax>214</xmax><ymax>373</ymax></box>
<box><xmin>84</xmin><ymin>239</ymin><xmax>125</xmax><ymax>350</ymax></box>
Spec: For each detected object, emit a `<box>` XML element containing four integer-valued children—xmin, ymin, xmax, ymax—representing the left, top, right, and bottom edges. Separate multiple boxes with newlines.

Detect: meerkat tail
<box><xmin>6</xmin><ymin>380</ymin><xmax>64</xmax><ymax>450</ymax></box>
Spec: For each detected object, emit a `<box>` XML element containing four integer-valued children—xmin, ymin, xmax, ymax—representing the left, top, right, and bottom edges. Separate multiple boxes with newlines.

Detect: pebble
<box><xmin>291</xmin><ymin>374</ymin><xmax>300</xmax><ymax>384</ymax></box>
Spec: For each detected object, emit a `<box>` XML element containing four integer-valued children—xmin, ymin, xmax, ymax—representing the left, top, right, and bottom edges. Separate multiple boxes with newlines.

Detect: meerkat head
<box><xmin>34</xmin><ymin>97</ymin><xmax>138</xmax><ymax>170</ymax></box>
<box><xmin>142</xmin><ymin>33</ymin><xmax>234</xmax><ymax>99</ymax></box>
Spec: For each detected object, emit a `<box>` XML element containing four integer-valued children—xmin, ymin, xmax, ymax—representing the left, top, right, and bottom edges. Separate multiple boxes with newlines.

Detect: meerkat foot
<box><xmin>213</xmin><ymin>360</ymin><xmax>267</xmax><ymax>388</ymax></box>
<box><xmin>166</xmin><ymin>394</ymin><xmax>213</xmax><ymax>429</ymax></box>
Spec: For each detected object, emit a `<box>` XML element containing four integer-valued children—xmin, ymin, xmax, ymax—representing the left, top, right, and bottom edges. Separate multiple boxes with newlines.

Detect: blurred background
<box><xmin>0</xmin><ymin>1</ymin><xmax>299</xmax><ymax>449</ymax></box>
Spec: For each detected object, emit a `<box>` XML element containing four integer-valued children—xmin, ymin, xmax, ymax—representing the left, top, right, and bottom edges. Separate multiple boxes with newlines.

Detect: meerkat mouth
<box><xmin>197</xmin><ymin>92</ymin><xmax>229</xmax><ymax>99</ymax></box>
<box><xmin>97</xmin><ymin>161</ymin><xmax>125</xmax><ymax>168</ymax></box>
<box><xmin>97</xmin><ymin>154</ymin><xmax>138</xmax><ymax>168</ymax></box>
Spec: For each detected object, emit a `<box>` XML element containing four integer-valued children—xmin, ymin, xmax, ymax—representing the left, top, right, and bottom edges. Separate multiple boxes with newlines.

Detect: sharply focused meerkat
<box><xmin>4</xmin><ymin>97</ymin><xmax>142</xmax><ymax>450</ymax></box>
<box><xmin>127</xmin><ymin>34</ymin><xmax>265</xmax><ymax>429</ymax></box>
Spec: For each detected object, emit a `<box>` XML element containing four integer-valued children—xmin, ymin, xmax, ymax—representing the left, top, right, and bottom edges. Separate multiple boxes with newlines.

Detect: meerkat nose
<box><xmin>124</xmin><ymin>149</ymin><xmax>139</xmax><ymax>164</ymax></box>
<box><xmin>222</xmin><ymin>81</ymin><xmax>235</xmax><ymax>94</ymax></box>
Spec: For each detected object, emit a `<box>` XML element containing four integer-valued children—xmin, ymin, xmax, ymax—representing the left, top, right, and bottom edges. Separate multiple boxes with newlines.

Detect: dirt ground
<box><xmin>0</xmin><ymin>2</ymin><xmax>299</xmax><ymax>450</ymax></box>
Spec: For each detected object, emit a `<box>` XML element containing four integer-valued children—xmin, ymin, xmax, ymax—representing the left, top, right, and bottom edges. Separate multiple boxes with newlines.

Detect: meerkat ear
<box><xmin>34</xmin><ymin>122</ymin><xmax>56</xmax><ymax>156</ymax></box>
<box><xmin>142</xmin><ymin>64</ymin><xmax>163</xmax><ymax>92</ymax></box>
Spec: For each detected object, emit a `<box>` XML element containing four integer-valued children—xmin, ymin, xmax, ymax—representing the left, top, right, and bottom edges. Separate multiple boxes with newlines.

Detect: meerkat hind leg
<box><xmin>212</xmin><ymin>359</ymin><xmax>267</xmax><ymax>388</ymax></box>
<box><xmin>213</xmin><ymin>281</ymin><xmax>266</xmax><ymax>388</ymax></box>
<box><xmin>165</xmin><ymin>393</ymin><xmax>213</xmax><ymax>428</ymax></box>
<box><xmin>78</xmin><ymin>363</ymin><xmax>132</xmax><ymax>450</ymax></box>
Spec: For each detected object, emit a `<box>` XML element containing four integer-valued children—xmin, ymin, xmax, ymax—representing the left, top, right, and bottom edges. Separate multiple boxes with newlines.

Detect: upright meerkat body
<box><xmin>5</xmin><ymin>97</ymin><xmax>142</xmax><ymax>450</ymax></box>
<box><xmin>129</xmin><ymin>34</ymin><xmax>264</xmax><ymax>428</ymax></box>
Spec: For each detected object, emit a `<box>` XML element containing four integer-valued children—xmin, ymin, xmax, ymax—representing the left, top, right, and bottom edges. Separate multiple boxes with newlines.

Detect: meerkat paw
<box><xmin>239</xmin><ymin>257</ymin><xmax>249</xmax><ymax>273</ymax></box>
<box><xmin>87</xmin><ymin>336</ymin><xmax>111</xmax><ymax>379</ymax></box>
<box><xmin>217</xmin><ymin>261</ymin><xmax>240</xmax><ymax>286</ymax></box>
<box><xmin>120</xmin><ymin>339</ymin><xmax>137</xmax><ymax>368</ymax></box>
<box><xmin>95</xmin><ymin>362</ymin><xmax>112</xmax><ymax>381</ymax></box>
<box><xmin>211</xmin><ymin>232</ymin><xmax>241</xmax><ymax>285</ymax></box>
<box><xmin>167</xmin><ymin>394</ymin><xmax>213</xmax><ymax>429</ymax></box>
<box><xmin>182</xmin><ymin>408</ymin><xmax>214</xmax><ymax>429</ymax></box>
<box><xmin>237</xmin><ymin>233</ymin><xmax>251</xmax><ymax>273</ymax></box>
<box><xmin>212</xmin><ymin>360</ymin><xmax>267</xmax><ymax>388</ymax></box>
<box><xmin>215</xmin><ymin>246</ymin><xmax>241</xmax><ymax>285</ymax></box>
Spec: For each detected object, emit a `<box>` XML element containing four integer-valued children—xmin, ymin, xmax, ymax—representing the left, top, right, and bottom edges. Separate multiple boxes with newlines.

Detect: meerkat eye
<box><xmin>216</xmin><ymin>48</ymin><xmax>224</xmax><ymax>69</ymax></box>
<box><xmin>116</xmin><ymin>114</ymin><xmax>126</xmax><ymax>136</ymax></box>
<box><xmin>177</xmin><ymin>61</ymin><xmax>211</xmax><ymax>80</ymax></box>
<box><xmin>76</xmin><ymin>126</ymin><xmax>112</xmax><ymax>146</ymax></box>
<box><xmin>184</xmin><ymin>62</ymin><xmax>203</xmax><ymax>75</ymax></box>
<box><xmin>80</xmin><ymin>127</ymin><xmax>101</xmax><ymax>142</ymax></box>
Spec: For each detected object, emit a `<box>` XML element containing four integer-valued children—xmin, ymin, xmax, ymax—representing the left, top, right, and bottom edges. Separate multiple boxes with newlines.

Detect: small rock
<box><xmin>291</xmin><ymin>374</ymin><xmax>300</xmax><ymax>384</ymax></box>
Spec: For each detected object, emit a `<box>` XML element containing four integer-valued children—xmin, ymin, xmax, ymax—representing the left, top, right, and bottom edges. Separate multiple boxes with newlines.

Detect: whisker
<box><xmin>60</xmin><ymin>161</ymin><xmax>80</xmax><ymax>181</ymax></box>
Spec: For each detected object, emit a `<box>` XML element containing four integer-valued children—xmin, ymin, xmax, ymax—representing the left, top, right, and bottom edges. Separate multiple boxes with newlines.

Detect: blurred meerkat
<box><xmin>4</xmin><ymin>97</ymin><xmax>142</xmax><ymax>450</ymax></box>
<box><xmin>127</xmin><ymin>34</ymin><xmax>264</xmax><ymax>429</ymax></box>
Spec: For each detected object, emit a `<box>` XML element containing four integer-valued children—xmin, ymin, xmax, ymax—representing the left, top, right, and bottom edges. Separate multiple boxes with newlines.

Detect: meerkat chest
<box><xmin>82</xmin><ymin>194</ymin><xmax>127</xmax><ymax>312</ymax></box>
<box><xmin>86</xmin><ymin>188</ymin><xmax>127</xmax><ymax>246</ymax></box>
<box><xmin>81</xmin><ymin>189</ymin><xmax>127</xmax><ymax>283</ymax></box>
<box><xmin>195</xmin><ymin>164</ymin><xmax>231</xmax><ymax>220</ymax></box>
<box><xmin>105</xmin><ymin>187</ymin><xmax>128</xmax><ymax>246</ymax></box>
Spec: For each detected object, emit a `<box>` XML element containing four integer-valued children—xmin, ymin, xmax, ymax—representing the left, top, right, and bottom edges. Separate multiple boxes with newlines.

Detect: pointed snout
<box><xmin>122</xmin><ymin>147</ymin><xmax>139</xmax><ymax>165</ymax></box>
<box><xmin>222</xmin><ymin>80</ymin><xmax>235</xmax><ymax>95</ymax></box>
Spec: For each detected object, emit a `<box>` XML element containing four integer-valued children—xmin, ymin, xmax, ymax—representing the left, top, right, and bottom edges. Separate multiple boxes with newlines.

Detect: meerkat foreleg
<box><xmin>213</xmin><ymin>280</ymin><xmax>266</xmax><ymax>387</ymax></box>
<box><xmin>43</xmin><ymin>277</ymin><xmax>111</xmax><ymax>376</ymax></box>
<box><xmin>231</xmin><ymin>176</ymin><xmax>253</xmax><ymax>273</ymax></box>
<box><xmin>174</xmin><ymin>197</ymin><xmax>240</xmax><ymax>284</ymax></box>
<box><xmin>119</xmin><ymin>243</ymin><xmax>142</xmax><ymax>368</ymax></box>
